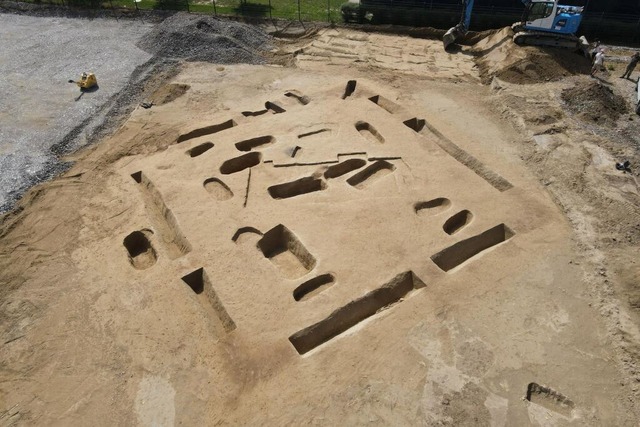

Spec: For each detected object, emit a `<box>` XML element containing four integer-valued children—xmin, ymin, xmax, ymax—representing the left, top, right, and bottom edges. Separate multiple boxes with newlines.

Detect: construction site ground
<box><xmin>1</xmin><ymin>13</ymin><xmax>640</xmax><ymax>426</ymax></box>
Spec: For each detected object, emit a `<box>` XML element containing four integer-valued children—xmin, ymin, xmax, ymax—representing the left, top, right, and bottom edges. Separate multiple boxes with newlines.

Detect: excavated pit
<box><xmin>324</xmin><ymin>159</ymin><xmax>367</xmax><ymax>179</ymax></box>
<box><xmin>257</xmin><ymin>224</ymin><xmax>316</xmax><ymax>279</ymax></box>
<box><xmin>220</xmin><ymin>152</ymin><xmax>262</xmax><ymax>175</ymax></box>
<box><xmin>414</xmin><ymin>198</ymin><xmax>451</xmax><ymax>216</ymax></box>
<box><xmin>431</xmin><ymin>223</ymin><xmax>514</xmax><ymax>272</ymax></box>
<box><xmin>293</xmin><ymin>273</ymin><xmax>335</xmax><ymax>302</ymax></box>
<box><xmin>346</xmin><ymin>160</ymin><xmax>396</xmax><ymax>189</ymax></box>
<box><xmin>181</xmin><ymin>267</ymin><xmax>236</xmax><ymax>333</ymax></box>
<box><xmin>289</xmin><ymin>271</ymin><xmax>425</xmax><ymax>355</ymax></box>
<box><xmin>355</xmin><ymin>121</ymin><xmax>385</xmax><ymax>144</ymax></box>
<box><xmin>268</xmin><ymin>176</ymin><xmax>326</xmax><ymax>199</ymax></box>
<box><xmin>235</xmin><ymin>135</ymin><xmax>275</xmax><ymax>152</ymax></box>
<box><xmin>203</xmin><ymin>178</ymin><xmax>233</xmax><ymax>200</ymax></box>
<box><xmin>368</xmin><ymin>95</ymin><xmax>401</xmax><ymax>114</ymax></box>
<box><xmin>526</xmin><ymin>382</ymin><xmax>574</xmax><ymax>417</ymax></box>
<box><xmin>443</xmin><ymin>209</ymin><xmax>473</xmax><ymax>235</ymax></box>
<box><xmin>176</xmin><ymin>119</ymin><xmax>236</xmax><ymax>143</ymax></box>
<box><xmin>187</xmin><ymin>142</ymin><xmax>214</xmax><ymax>157</ymax></box>
<box><xmin>123</xmin><ymin>229</ymin><xmax>157</xmax><ymax>270</ymax></box>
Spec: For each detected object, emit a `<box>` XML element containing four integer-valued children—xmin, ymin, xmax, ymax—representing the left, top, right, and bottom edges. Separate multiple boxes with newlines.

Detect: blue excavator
<box><xmin>443</xmin><ymin>0</ymin><xmax>589</xmax><ymax>52</ymax></box>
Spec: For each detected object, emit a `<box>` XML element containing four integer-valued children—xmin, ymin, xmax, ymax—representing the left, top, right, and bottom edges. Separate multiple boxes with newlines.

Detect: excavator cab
<box><xmin>521</xmin><ymin>0</ymin><xmax>584</xmax><ymax>36</ymax></box>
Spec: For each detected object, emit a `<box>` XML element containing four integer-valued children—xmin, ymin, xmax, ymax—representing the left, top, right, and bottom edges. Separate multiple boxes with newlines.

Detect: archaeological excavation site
<box><xmin>2</xmin><ymin>8</ymin><xmax>640</xmax><ymax>427</ymax></box>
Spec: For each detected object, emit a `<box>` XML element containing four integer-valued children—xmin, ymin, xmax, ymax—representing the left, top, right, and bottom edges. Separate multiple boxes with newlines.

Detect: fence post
<box><xmin>327</xmin><ymin>0</ymin><xmax>330</xmax><ymax>23</ymax></box>
<box><xmin>297</xmin><ymin>0</ymin><xmax>301</xmax><ymax>22</ymax></box>
<box><xmin>212</xmin><ymin>0</ymin><xmax>216</xmax><ymax>15</ymax></box>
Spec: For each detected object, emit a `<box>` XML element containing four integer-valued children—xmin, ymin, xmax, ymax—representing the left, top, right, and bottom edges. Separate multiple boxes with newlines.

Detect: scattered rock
<box><xmin>561</xmin><ymin>81</ymin><xmax>628</xmax><ymax>126</ymax></box>
<box><xmin>137</xmin><ymin>13</ymin><xmax>273</xmax><ymax>64</ymax></box>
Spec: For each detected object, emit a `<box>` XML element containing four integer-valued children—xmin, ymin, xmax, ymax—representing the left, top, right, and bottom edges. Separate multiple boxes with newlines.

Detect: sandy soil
<box><xmin>1</xmin><ymin>24</ymin><xmax>640</xmax><ymax>426</ymax></box>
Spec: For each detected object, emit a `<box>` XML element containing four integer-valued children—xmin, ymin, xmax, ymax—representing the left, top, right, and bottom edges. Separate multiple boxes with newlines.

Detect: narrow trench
<box><xmin>181</xmin><ymin>267</ymin><xmax>236</xmax><ymax>333</ymax></box>
<box><xmin>289</xmin><ymin>271</ymin><xmax>425</xmax><ymax>355</ymax></box>
<box><xmin>324</xmin><ymin>158</ymin><xmax>367</xmax><ymax>179</ymax></box>
<box><xmin>346</xmin><ymin>160</ymin><xmax>396</xmax><ymax>189</ymax></box>
<box><xmin>176</xmin><ymin>119</ymin><xmax>236</xmax><ymax>143</ymax></box>
<box><xmin>130</xmin><ymin>171</ymin><xmax>192</xmax><ymax>259</ymax></box>
<box><xmin>431</xmin><ymin>223</ymin><xmax>514</xmax><ymax>272</ymax></box>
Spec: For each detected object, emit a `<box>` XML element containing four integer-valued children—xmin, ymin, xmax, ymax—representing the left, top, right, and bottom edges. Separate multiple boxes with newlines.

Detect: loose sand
<box><xmin>1</xmin><ymin>22</ymin><xmax>640</xmax><ymax>426</ymax></box>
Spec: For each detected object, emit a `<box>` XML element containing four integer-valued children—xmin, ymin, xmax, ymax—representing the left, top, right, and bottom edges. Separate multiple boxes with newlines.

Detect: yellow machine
<box><xmin>68</xmin><ymin>72</ymin><xmax>97</xmax><ymax>90</ymax></box>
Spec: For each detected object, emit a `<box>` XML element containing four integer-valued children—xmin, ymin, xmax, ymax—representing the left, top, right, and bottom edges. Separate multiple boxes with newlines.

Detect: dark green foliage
<box><xmin>154</xmin><ymin>0</ymin><xmax>188</xmax><ymax>10</ymax></box>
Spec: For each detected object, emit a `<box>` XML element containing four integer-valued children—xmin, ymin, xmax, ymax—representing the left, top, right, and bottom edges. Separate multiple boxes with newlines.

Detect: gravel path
<box><xmin>0</xmin><ymin>12</ymin><xmax>277</xmax><ymax>213</ymax></box>
<box><xmin>0</xmin><ymin>13</ymin><xmax>154</xmax><ymax>212</ymax></box>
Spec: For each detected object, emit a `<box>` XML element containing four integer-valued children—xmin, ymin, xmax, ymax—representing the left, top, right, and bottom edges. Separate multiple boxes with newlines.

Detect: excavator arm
<box><xmin>444</xmin><ymin>0</ymin><xmax>588</xmax><ymax>52</ymax></box>
<box><xmin>443</xmin><ymin>0</ymin><xmax>475</xmax><ymax>50</ymax></box>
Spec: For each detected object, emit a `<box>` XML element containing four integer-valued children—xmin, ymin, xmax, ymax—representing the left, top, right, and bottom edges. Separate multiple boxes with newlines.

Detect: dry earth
<box><xmin>1</xmin><ymin>23</ymin><xmax>640</xmax><ymax>426</ymax></box>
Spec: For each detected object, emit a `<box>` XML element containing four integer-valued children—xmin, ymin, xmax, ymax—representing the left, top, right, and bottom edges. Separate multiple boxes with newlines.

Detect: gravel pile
<box><xmin>561</xmin><ymin>81</ymin><xmax>628</xmax><ymax>127</ymax></box>
<box><xmin>137</xmin><ymin>13</ymin><xmax>273</xmax><ymax>64</ymax></box>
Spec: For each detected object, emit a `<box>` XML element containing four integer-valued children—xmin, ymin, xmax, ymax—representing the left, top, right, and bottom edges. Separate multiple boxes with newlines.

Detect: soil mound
<box><xmin>149</xmin><ymin>83</ymin><xmax>190</xmax><ymax>105</ymax></box>
<box><xmin>561</xmin><ymin>81</ymin><xmax>628</xmax><ymax>126</ymax></box>
<box><xmin>138</xmin><ymin>13</ymin><xmax>273</xmax><ymax>64</ymax></box>
<box><xmin>473</xmin><ymin>27</ymin><xmax>590</xmax><ymax>84</ymax></box>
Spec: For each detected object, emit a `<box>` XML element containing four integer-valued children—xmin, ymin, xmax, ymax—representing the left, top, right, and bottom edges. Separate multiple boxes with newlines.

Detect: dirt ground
<box><xmin>2</xmin><ymin>21</ymin><xmax>640</xmax><ymax>426</ymax></box>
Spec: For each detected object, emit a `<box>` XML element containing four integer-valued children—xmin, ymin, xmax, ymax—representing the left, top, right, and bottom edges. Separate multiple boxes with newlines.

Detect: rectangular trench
<box><xmin>131</xmin><ymin>171</ymin><xmax>191</xmax><ymax>259</ymax></box>
<box><xmin>288</xmin><ymin>271</ymin><xmax>425</xmax><ymax>355</ymax></box>
<box><xmin>431</xmin><ymin>223</ymin><xmax>514</xmax><ymax>272</ymax></box>
<box><xmin>181</xmin><ymin>267</ymin><xmax>236</xmax><ymax>333</ymax></box>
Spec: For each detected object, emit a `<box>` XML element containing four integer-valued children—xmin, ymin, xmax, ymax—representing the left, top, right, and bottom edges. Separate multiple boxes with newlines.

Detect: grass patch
<box><xmin>20</xmin><ymin>0</ymin><xmax>345</xmax><ymax>22</ymax></box>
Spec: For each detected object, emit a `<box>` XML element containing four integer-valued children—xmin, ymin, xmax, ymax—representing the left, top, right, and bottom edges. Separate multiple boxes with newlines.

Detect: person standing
<box><xmin>591</xmin><ymin>49</ymin><xmax>606</xmax><ymax>77</ymax></box>
<box><xmin>590</xmin><ymin>39</ymin><xmax>601</xmax><ymax>62</ymax></box>
<box><xmin>621</xmin><ymin>52</ymin><xmax>640</xmax><ymax>79</ymax></box>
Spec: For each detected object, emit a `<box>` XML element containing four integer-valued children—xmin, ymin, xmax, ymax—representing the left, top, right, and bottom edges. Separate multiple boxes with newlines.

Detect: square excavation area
<box><xmin>67</xmin><ymin>68</ymin><xmax>625</xmax><ymax>425</ymax></box>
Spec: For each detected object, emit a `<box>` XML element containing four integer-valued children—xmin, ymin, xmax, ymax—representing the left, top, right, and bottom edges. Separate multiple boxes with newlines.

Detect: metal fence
<box><xmin>7</xmin><ymin>0</ymin><xmax>640</xmax><ymax>43</ymax></box>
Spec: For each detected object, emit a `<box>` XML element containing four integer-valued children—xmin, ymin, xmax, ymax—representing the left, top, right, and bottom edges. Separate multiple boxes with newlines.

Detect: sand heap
<box><xmin>473</xmin><ymin>27</ymin><xmax>590</xmax><ymax>84</ymax></box>
<box><xmin>137</xmin><ymin>13</ymin><xmax>273</xmax><ymax>63</ymax></box>
<box><xmin>561</xmin><ymin>81</ymin><xmax>628</xmax><ymax>126</ymax></box>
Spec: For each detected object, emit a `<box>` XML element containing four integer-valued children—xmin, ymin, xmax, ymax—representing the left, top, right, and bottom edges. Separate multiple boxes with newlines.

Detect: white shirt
<box><xmin>594</xmin><ymin>52</ymin><xmax>605</xmax><ymax>65</ymax></box>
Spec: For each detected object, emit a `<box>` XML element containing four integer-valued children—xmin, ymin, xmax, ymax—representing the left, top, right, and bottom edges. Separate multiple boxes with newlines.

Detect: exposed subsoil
<box><xmin>473</xmin><ymin>27</ymin><xmax>591</xmax><ymax>84</ymax></box>
<box><xmin>494</xmin><ymin>48</ymin><xmax>591</xmax><ymax>84</ymax></box>
<box><xmin>2</xmin><ymin>12</ymin><xmax>640</xmax><ymax>427</ymax></box>
<box><xmin>149</xmin><ymin>83</ymin><xmax>191</xmax><ymax>105</ymax></box>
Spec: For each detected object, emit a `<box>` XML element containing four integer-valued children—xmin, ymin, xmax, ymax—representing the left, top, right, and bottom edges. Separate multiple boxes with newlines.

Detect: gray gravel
<box><xmin>0</xmin><ymin>13</ymin><xmax>154</xmax><ymax>212</ymax></box>
<box><xmin>0</xmin><ymin>12</ymin><xmax>275</xmax><ymax>213</ymax></box>
<box><xmin>137</xmin><ymin>13</ymin><xmax>273</xmax><ymax>63</ymax></box>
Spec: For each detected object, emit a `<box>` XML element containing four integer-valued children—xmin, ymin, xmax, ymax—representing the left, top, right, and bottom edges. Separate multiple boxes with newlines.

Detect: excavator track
<box><xmin>511</xmin><ymin>23</ymin><xmax>581</xmax><ymax>50</ymax></box>
<box><xmin>513</xmin><ymin>31</ymin><xmax>580</xmax><ymax>49</ymax></box>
